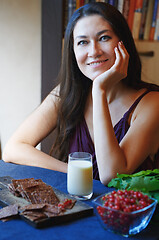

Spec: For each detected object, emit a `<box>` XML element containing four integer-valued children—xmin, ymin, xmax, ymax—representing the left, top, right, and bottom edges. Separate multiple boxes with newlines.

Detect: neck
<box><xmin>106</xmin><ymin>81</ymin><xmax>126</xmax><ymax>104</ymax></box>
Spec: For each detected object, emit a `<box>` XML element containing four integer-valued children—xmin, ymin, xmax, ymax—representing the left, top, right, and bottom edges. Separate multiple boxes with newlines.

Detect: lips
<box><xmin>87</xmin><ymin>59</ymin><xmax>108</xmax><ymax>66</ymax></box>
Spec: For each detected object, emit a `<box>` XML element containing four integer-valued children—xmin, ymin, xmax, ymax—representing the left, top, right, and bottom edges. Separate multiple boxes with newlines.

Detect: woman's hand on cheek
<box><xmin>93</xmin><ymin>41</ymin><xmax>129</xmax><ymax>91</ymax></box>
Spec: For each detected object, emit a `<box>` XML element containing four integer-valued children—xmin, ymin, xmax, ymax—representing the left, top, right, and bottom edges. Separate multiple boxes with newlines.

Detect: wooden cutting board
<box><xmin>0</xmin><ymin>176</ymin><xmax>94</xmax><ymax>228</ymax></box>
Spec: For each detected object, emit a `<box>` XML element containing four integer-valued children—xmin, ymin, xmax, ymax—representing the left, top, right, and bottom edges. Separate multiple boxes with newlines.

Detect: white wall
<box><xmin>0</xmin><ymin>0</ymin><xmax>41</xmax><ymax>152</ymax></box>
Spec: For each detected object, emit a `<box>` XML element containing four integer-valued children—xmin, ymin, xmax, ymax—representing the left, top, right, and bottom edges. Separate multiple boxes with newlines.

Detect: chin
<box><xmin>84</xmin><ymin>72</ymin><xmax>101</xmax><ymax>81</ymax></box>
<box><xmin>83</xmin><ymin>68</ymin><xmax>110</xmax><ymax>81</ymax></box>
<box><xmin>91</xmin><ymin>72</ymin><xmax>104</xmax><ymax>81</ymax></box>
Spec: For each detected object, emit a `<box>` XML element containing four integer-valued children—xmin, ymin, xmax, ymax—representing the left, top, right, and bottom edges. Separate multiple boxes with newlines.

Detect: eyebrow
<box><xmin>74</xmin><ymin>29</ymin><xmax>112</xmax><ymax>40</ymax></box>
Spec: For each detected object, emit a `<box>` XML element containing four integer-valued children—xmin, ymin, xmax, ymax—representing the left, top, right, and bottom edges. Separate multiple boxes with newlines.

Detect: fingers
<box><xmin>113</xmin><ymin>41</ymin><xmax>129</xmax><ymax>78</ymax></box>
<box><xmin>114</xmin><ymin>46</ymin><xmax>120</xmax><ymax>66</ymax></box>
<box><xmin>93</xmin><ymin>41</ymin><xmax>129</xmax><ymax>89</ymax></box>
<box><xmin>118</xmin><ymin>41</ymin><xmax>129</xmax><ymax>66</ymax></box>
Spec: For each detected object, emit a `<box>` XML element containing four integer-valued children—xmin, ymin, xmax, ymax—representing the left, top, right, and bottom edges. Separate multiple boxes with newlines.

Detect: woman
<box><xmin>3</xmin><ymin>3</ymin><xmax>159</xmax><ymax>185</ymax></box>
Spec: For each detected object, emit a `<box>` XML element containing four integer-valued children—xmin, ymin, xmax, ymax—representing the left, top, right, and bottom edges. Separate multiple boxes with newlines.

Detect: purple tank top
<box><xmin>69</xmin><ymin>90</ymin><xmax>159</xmax><ymax>180</ymax></box>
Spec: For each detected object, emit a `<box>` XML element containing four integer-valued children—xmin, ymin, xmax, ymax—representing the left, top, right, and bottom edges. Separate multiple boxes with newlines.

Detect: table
<box><xmin>0</xmin><ymin>160</ymin><xmax>158</xmax><ymax>240</ymax></box>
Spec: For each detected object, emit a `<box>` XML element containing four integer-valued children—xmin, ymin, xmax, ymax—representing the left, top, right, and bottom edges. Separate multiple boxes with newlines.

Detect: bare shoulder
<box><xmin>40</xmin><ymin>85</ymin><xmax>60</xmax><ymax>112</ymax></box>
<box><xmin>27</xmin><ymin>85</ymin><xmax>61</xmax><ymax>132</ymax></box>
<box><xmin>138</xmin><ymin>91</ymin><xmax>159</xmax><ymax>112</ymax></box>
<box><xmin>50</xmin><ymin>85</ymin><xmax>60</xmax><ymax>98</ymax></box>
<box><xmin>132</xmin><ymin>91</ymin><xmax>159</xmax><ymax>123</ymax></box>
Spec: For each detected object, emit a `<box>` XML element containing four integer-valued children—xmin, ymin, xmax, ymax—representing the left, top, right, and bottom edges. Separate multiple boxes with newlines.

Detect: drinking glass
<box><xmin>67</xmin><ymin>152</ymin><xmax>93</xmax><ymax>200</ymax></box>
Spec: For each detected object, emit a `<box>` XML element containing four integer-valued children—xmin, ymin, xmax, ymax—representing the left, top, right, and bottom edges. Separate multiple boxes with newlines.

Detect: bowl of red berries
<box><xmin>93</xmin><ymin>190</ymin><xmax>157</xmax><ymax>237</ymax></box>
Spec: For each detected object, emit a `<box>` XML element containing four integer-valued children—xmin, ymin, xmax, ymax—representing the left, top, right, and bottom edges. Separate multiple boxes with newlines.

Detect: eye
<box><xmin>77</xmin><ymin>40</ymin><xmax>88</xmax><ymax>46</ymax></box>
<box><xmin>99</xmin><ymin>35</ymin><xmax>111</xmax><ymax>41</ymax></box>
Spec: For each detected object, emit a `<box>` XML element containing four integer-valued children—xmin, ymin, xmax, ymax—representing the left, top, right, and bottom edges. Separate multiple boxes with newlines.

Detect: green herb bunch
<box><xmin>108</xmin><ymin>169</ymin><xmax>159</xmax><ymax>223</ymax></box>
<box><xmin>108</xmin><ymin>169</ymin><xmax>159</xmax><ymax>202</ymax></box>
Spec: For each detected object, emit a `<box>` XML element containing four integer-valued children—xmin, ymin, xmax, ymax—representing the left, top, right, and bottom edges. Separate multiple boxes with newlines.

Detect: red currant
<box><xmin>97</xmin><ymin>190</ymin><xmax>153</xmax><ymax>235</ymax></box>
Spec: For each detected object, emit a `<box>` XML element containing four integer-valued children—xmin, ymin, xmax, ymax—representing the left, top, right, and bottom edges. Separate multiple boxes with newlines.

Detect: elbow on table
<box><xmin>99</xmin><ymin>167</ymin><xmax>123</xmax><ymax>186</ymax></box>
<box><xmin>2</xmin><ymin>149</ymin><xmax>10</xmax><ymax>163</ymax></box>
<box><xmin>99</xmin><ymin>173</ymin><xmax>116</xmax><ymax>186</ymax></box>
<box><xmin>2</xmin><ymin>143</ymin><xmax>14</xmax><ymax>163</ymax></box>
<box><xmin>99</xmin><ymin>166</ymin><xmax>133</xmax><ymax>186</ymax></box>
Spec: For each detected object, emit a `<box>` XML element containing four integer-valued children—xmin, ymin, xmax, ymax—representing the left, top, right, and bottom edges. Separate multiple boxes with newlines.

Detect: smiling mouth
<box><xmin>87</xmin><ymin>59</ymin><xmax>108</xmax><ymax>66</ymax></box>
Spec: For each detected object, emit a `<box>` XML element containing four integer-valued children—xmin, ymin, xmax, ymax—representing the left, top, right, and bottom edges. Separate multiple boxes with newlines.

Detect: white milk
<box><xmin>67</xmin><ymin>160</ymin><xmax>93</xmax><ymax>196</ymax></box>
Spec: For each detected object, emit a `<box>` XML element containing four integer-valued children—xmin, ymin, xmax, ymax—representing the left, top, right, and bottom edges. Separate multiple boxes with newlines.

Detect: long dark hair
<box><xmin>50</xmin><ymin>2</ymin><xmax>158</xmax><ymax>160</ymax></box>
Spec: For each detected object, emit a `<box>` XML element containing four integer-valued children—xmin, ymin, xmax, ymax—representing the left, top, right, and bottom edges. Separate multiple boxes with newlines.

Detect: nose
<box><xmin>88</xmin><ymin>41</ymin><xmax>102</xmax><ymax>58</ymax></box>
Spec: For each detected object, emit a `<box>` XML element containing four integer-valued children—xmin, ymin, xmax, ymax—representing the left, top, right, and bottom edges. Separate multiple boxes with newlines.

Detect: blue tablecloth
<box><xmin>0</xmin><ymin>160</ymin><xmax>158</xmax><ymax>240</ymax></box>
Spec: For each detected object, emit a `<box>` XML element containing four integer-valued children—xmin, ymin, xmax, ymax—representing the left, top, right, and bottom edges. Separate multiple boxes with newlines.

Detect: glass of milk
<box><xmin>67</xmin><ymin>152</ymin><xmax>93</xmax><ymax>200</ymax></box>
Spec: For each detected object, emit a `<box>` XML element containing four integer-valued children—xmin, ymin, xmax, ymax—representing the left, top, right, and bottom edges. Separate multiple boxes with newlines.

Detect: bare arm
<box><xmin>2</xmin><ymin>87</ymin><xmax>67</xmax><ymax>173</ymax></box>
<box><xmin>92</xmin><ymin>43</ymin><xmax>159</xmax><ymax>185</ymax></box>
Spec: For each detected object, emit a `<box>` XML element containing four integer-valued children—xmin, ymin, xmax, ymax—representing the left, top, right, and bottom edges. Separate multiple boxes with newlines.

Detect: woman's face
<box><xmin>73</xmin><ymin>15</ymin><xmax>120</xmax><ymax>80</ymax></box>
